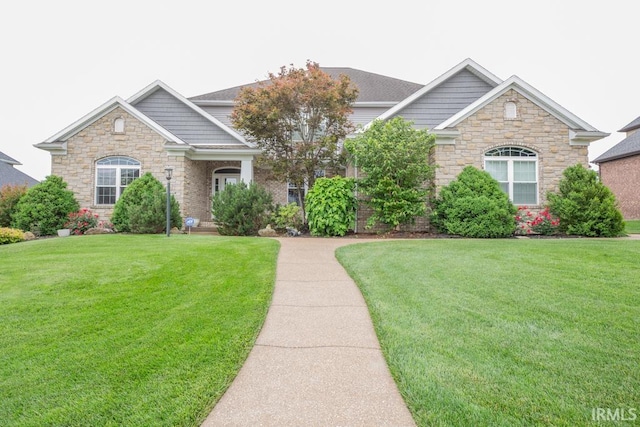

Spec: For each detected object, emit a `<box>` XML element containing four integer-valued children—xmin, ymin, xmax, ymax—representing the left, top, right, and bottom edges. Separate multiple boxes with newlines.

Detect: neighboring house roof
<box><xmin>618</xmin><ymin>115</ymin><xmax>640</xmax><ymax>133</ymax></box>
<box><xmin>188</xmin><ymin>67</ymin><xmax>424</xmax><ymax>105</ymax></box>
<box><xmin>593</xmin><ymin>130</ymin><xmax>640</xmax><ymax>163</ymax></box>
<box><xmin>0</xmin><ymin>151</ymin><xmax>39</xmax><ymax>187</ymax></box>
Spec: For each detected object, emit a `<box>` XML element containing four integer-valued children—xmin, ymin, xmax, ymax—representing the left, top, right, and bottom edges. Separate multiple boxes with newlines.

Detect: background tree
<box><xmin>231</xmin><ymin>61</ymin><xmax>358</xmax><ymax>217</ymax></box>
<box><xmin>0</xmin><ymin>184</ymin><xmax>28</xmax><ymax>227</ymax></box>
<box><xmin>344</xmin><ymin>117</ymin><xmax>436</xmax><ymax>230</ymax></box>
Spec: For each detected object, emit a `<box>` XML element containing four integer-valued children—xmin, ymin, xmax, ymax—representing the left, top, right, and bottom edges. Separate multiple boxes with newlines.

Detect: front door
<box><xmin>212</xmin><ymin>168</ymin><xmax>241</xmax><ymax>195</ymax></box>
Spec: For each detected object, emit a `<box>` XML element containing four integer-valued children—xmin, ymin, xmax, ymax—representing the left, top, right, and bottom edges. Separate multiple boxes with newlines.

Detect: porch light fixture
<box><xmin>165</xmin><ymin>167</ymin><xmax>173</xmax><ymax>237</ymax></box>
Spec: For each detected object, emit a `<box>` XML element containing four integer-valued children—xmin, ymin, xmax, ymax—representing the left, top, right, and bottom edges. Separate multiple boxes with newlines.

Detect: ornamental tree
<box><xmin>231</xmin><ymin>61</ymin><xmax>358</xmax><ymax>218</ymax></box>
<box><xmin>344</xmin><ymin>117</ymin><xmax>436</xmax><ymax>230</ymax></box>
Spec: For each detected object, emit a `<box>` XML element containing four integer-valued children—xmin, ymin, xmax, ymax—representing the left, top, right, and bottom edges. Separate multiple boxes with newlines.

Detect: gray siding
<box><xmin>200</xmin><ymin>105</ymin><xmax>235</xmax><ymax>127</ymax></box>
<box><xmin>134</xmin><ymin>89</ymin><xmax>242</xmax><ymax>145</ymax></box>
<box><xmin>350</xmin><ymin>106</ymin><xmax>391</xmax><ymax>128</ymax></box>
<box><xmin>393</xmin><ymin>69</ymin><xmax>495</xmax><ymax>130</ymax></box>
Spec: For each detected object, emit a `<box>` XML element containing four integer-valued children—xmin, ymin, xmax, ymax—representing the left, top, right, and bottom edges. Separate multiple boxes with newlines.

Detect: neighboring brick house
<box><xmin>0</xmin><ymin>151</ymin><xmax>39</xmax><ymax>188</ymax></box>
<box><xmin>594</xmin><ymin>116</ymin><xmax>640</xmax><ymax>219</ymax></box>
<box><xmin>35</xmin><ymin>59</ymin><xmax>608</xmax><ymax>231</ymax></box>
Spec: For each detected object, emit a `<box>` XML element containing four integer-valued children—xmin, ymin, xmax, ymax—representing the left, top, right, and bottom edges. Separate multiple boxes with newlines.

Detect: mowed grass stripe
<box><xmin>0</xmin><ymin>234</ymin><xmax>279</xmax><ymax>427</ymax></box>
<box><xmin>337</xmin><ymin>239</ymin><xmax>640</xmax><ymax>427</ymax></box>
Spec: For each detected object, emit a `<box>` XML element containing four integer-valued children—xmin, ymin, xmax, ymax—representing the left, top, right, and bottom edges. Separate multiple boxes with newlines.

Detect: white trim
<box><xmin>362</xmin><ymin>58</ymin><xmax>503</xmax><ymax>130</ymax></box>
<box><xmin>127</xmin><ymin>80</ymin><xmax>254</xmax><ymax>147</ymax></box>
<box><xmin>164</xmin><ymin>143</ymin><xmax>261</xmax><ymax>161</ymax></box>
<box><xmin>432</xmin><ymin>129</ymin><xmax>460</xmax><ymax>145</ymax></box>
<box><xmin>435</xmin><ymin>76</ymin><xmax>608</xmax><ymax>141</ymax></box>
<box><xmin>39</xmin><ymin>96</ymin><xmax>187</xmax><ymax>145</ymax></box>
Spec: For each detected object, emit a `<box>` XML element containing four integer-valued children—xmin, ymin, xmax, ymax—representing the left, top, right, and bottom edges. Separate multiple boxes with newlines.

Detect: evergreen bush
<box><xmin>547</xmin><ymin>164</ymin><xmax>624</xmax><ymax>237</ymax></box>
<box><xmin>211</xmin><ymin>182</ymin><xmax>273</xmax><ymax>236</ymax></box>
<box><xmin>0</xmin><ymin>227</ymin><xmax>25</xmax><ymax>244</ymax></box>
<box><xmin>111</xmin><ymin>172</ymin><xmax>181</xmax><ymax>233</ymax></box>
<box><xmin>431</xmin><ymin>166</ymin><xmax>517</xmax><ymax>238</ymax></box>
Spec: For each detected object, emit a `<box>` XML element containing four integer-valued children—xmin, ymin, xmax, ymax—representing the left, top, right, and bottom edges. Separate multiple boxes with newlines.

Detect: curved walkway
<box><xmin>201</xmin><ymin>237</ymin><xmax>415</xmax><ymax>426</ymax></box>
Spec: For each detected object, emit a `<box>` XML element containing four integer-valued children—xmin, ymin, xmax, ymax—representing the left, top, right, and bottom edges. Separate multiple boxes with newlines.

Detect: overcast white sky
<box><xmin>1</xmin><ymin>0</ymin><xmax>637</xmax><ymax>181</ymax></box>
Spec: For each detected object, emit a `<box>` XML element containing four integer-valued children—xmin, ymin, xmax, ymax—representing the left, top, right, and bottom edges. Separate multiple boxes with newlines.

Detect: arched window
<box><xmin>95</xmin><ymin>156</ymin><xmax>141</xmax><ymax>205</ymax></box>
<box><xmin>504</xmin><ymin>101</ymin><xmax>517</xmax><ymax>119</ymax></box>
<box><xmin>114</xmin><ymin>117</ymin><xmax>125</xmax><ymax>133</ymax></box>
<box><xmin>484</xmin><ymin>147</ymin><xmax>537</xmax><ymax>205</ymax></box>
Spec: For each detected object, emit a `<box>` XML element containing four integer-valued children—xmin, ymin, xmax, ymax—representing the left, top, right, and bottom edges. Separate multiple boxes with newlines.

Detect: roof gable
<box><xmin>39</xmin><ymin>96</ymin><xmax>186</xmax><ymax>145</ymax></box>
<box><xmin>434</xmin><ymin>75</ymin><xmax>608</xmax><ymax>142</ymax></box>
<box><xmin>369</xmin><ymin>58</ymin><xmax>502</xmax><ymax>127</ymax></box>
<box><xmin>129</xmin><ymin>81</ymin><xmax>250</xmax><ymax>146</ymax></box>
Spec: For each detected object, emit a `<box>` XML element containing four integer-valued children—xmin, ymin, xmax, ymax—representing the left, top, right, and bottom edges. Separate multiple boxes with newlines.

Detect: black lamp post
<box><xmin>165</xmin><ymin>167</ymin><xmax>173</xmax><ymax>237</ymax></box>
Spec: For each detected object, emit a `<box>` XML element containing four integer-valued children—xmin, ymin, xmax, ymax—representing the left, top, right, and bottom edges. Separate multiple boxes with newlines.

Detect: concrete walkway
<box><xmin>201</xmin><ymin>237</ymin><xmax>415</xmax><ymax>427</ymax></box>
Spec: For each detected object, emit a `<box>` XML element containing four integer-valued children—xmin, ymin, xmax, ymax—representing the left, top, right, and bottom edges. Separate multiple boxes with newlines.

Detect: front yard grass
<box><xmin>337</xmin><ymin>239</ymin><xmax>640</xmax><ymax>426</ymax></box>
<box><xmin>0</xmin><ymin>234</ymin><xmax>279</xmax><ymax>426</ymax></box>
<box><xmin>625</xmin><ymin>219</ymin><xmax>640</xmax><ymax>234</ymax></box>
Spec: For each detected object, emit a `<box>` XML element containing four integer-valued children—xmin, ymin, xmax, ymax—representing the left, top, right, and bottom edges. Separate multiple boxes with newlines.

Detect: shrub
<box><xmin>305</xmin><ymin>177</ymin><xmax>357</xmax><ymax>236</ymax></box>
<box><xmin>547</xmin><ymin>164</ymin><xmax>624</xmax><ymax>237</ymax></box>
<box><xmin>111</xmin><ymin>172</ymin><xmax>181</xmax><ymax>233</ymax></box>
<box><xmin>11</xmin><ymin>175</ymin><xmax>79</xmax><ymax>236</ymax></box>
<box><xmin>0</xmin><ymin>184</ymin><xmax>28</xmax><ymax>227</ymax></box>
<box><xmin>515</xmin><ymin>206</ymin><xmax>560</xmax><ymax>236</ymax></box>
<box><xmin>129</xmin><ymin>192</ymin><xmax>168</xmax><ymax>234</ymax></box>
<box><xmin>431</xmin><ymin>166</ymin><xmax>517</xmax><ymax>238</ymax></box>
<box><xmin>211</xmin><ymin>182</ymin><xmax>273</xmax><ymax>236</ymax></box>
<box><xmin>0</xmin><ymin>227</ymin><xmax>25</xmax><ymax>245</ymax></box>
<box><xmin>65</xmin><ymin>208</ymin><xmax>99</xmax><ymax>235</ymax></box>
<box><xmin>270</xmin><ymin>203</ymin><xmax>304</xmax><ymax>233</ymax></box>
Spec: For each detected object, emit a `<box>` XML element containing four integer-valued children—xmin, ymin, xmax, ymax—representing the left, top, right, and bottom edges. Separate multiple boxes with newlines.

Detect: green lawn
<box><xmin>625</xmin><ymin>219</ymin><xmax>640</xmax><ymax>234</ymax></box>
<box><xmin>0</xmin><ymin>234</ymin><xmax>279</xmax><ymax>426</ymax></box>
<box><xmin>337</xmin><ymin>239</ymin><xmax>640</xmax><ymax>427</ymax></box>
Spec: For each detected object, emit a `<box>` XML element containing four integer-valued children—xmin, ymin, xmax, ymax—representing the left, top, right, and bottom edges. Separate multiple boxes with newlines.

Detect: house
<box><xmin>35</xmin><ymin>59</ymin><xmax>608</xmax><ymax>231</ymax></box>
<box><xmin>593</xmin><ymin>116</ymin><xmax>640</xmax><ymax>219</ymax></box>
<box><xmin>0</xmin><ymin>151</ymin><xmax>39</xmax><ymax>188</ymax></box>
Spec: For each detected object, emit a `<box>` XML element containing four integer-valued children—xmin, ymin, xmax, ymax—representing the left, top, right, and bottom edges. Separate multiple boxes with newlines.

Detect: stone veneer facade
<box><xmin>435</xmin><ymin>89</ymin><xmax>589</xmax><ymax>208</ymax></box>
<box><xmin>51</xmin><ymin>91</ymin><xmax>592</xmax><ymax>232</ymax></box>
<box><xmin>51</xmin><ymin>107</ymin><xmax>184</xmax><ymax>222</ymax></box>
<box><xmin>598</xmin><ymin>155</ymin><xmax>640</xmax><ymax>219</ymax></box>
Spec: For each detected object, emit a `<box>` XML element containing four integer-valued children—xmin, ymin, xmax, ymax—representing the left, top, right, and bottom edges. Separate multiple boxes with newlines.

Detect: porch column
<box><xmin>240</xmin><ymin>159</ymin><xmax>253</xmax><ymax>183</ymax></box>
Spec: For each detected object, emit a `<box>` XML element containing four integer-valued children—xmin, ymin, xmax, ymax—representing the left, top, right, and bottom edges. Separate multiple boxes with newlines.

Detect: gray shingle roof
<box><xmin>189</xmin><ymin>67</ymin><xmax>424</xmax><ymax>103</ymax></box>
<box><xmin>593</xmin><ymin>131</ymin><xmax>640</xmax><ymax>163</ymax></box>
<box><xmin>619</xmin><ymin>116</ymin><xmax>640</xmax><ymax>133</ymax></box>
<box><xmin>0</xmin><ymin>151</ymin><xmax>19</xmax><ymax>165</ymax></box>
<box><xmin>0</xmin><ymin>151</ymin><xmax>40</xmax><ymax>187</ymax></box>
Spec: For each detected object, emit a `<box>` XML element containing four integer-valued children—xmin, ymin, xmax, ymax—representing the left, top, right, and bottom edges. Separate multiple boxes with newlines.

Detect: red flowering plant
<box><xmin>64</xmin><ymin>208</ymin><xmax>99</xmax><ymax>235</ymax></box>
<box><xmin>515</xmin><ymin>206</ymin><xmax>560</xmax><ymax>236</ymax></box>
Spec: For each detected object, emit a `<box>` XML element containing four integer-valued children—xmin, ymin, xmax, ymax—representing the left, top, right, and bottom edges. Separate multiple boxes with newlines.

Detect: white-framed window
<box><xmin>95</xmin><ymin>156</ymin><xmax>141</xmax><ymax>205</ymax></box>
<box><xmin>484</xmin><ymin>147</ymin><xmax>537</xmax><ymax>205</ymax></box>
<box><xmin>288</xmin><ymin>170</ymin><xmax>325</xmax><ymax>205</ymax></box>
